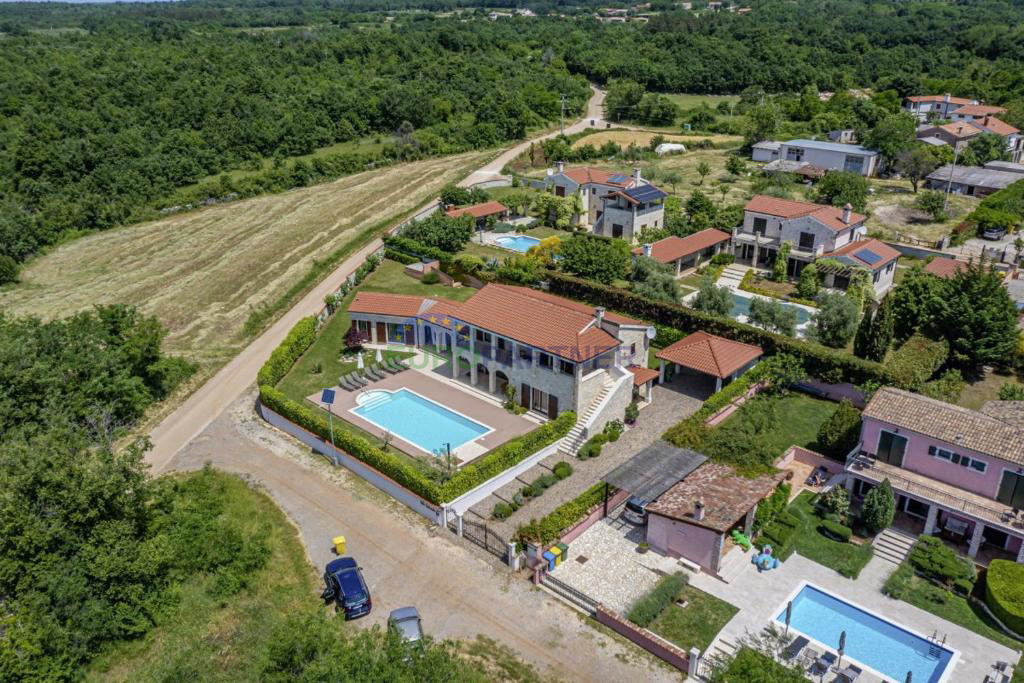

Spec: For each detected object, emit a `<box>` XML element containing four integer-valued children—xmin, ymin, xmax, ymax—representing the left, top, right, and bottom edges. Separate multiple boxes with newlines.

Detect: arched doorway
<box><xmin>495</xmin><ymin>371</ymin><xmax>510</xmax><ymax>396</ymax></box>
<box><xmin>476</xmin><ymin>363</ymin><xmax>490</xmax><ymax>387</ymax></box>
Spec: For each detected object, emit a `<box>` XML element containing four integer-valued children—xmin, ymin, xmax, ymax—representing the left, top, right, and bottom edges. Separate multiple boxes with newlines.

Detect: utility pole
<box><xmin>560</xmin><ymin>94</ymin><xmax>567</xmax><ymax>136</ymax></box>
<box><xmin>943</xmin><ymin>143</ymin><xmax>962</xmax><ymax>212</ymax></box>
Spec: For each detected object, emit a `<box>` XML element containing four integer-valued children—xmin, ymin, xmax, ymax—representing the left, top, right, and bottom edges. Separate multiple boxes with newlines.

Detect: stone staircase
<box><xmin>718</xmin><ymin>545</ymin><xmax>753</xmax><ymax>584</ymax></box>
<box><xmin>558</xmin><ymin>378</ymin><xmax>615</xmax><ymax>456</ymax></box>
<box><xmin>717</xmin><ymin>264</ymin><xmax>749</xmax><ymax>289</ymax></box>
<box><xmin>873</xmin><ymin>527</ymin><xmax>916</xmax><ymax>565</ymax></box>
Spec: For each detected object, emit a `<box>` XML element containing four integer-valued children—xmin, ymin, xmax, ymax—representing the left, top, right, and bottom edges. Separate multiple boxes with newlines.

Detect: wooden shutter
<box><xmin>520</xmin><ymin>383</ymin><xmax>531</xmax><ymax>409</ymax></box>
<box><xmin>548</xmin><ymin>394</ymin><xmax>559</xmax><ymax>420</ymax></box>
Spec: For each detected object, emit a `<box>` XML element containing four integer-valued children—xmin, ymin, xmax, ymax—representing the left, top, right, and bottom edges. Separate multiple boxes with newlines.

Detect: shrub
<box><xmin>710</xmin><ymin>251</ymin><xmax>735</xmax><ymax>266</ymax></box>
<box><xmin>909</xmin><ymin>536</ymin><xmax>976</xmax><ymax>589</ymax></box>
<box><xmin>624</xmin><ymin>402</ymin><xmax>640</xmax><ymax>424</ymax></box>
<box><xmin>257</xmin><ymin>316</ymin><xmax>317</xmax><ymax>387</ymax></box>
<box><xmin>343</xmin><ymin>326</ymin><xmax>369</xmax><ymax>351</ymax></box>
<box><xmin>820</xmin><ymin>485</ymin><xmax>850</xmax><ymax>519</ymax></box>
<box><xmin>985</xmin><ymin>560</ymin><xmax>1024</xmax><ymax>635</ymax></box>
<box><xmin>760</xmin><ymin>512</ymin><xmax>799</xmax><ymax>559</ymax></box>
<box><xmin>553</xmin><ymin>461</ymin><xmax>573</xmax><ymax>479</ymax></box>
<box><xmin>753</xmin><ymin>483</ymin><xmax>791</xmax><ymax>535</ymax></box>
<box><xmin>882</xmin><ymin>562</ymin><xmax>913</xmax><ymax>599</ymax></box>
<box><xmin>861</xmin><ymin>478</ymin><xmax>896</xmax><ymax>534</ymax></box>
<box><xmin>713</xmin><ymin>647</ymin><xmax>806</xmax><ymax>683</ymax></box>
<box><xmin>819</xmin><ymin>518</ymin><xmax>852</xmax><ymax>542</ymax></box>
<box><xmin>816</xmin><ymin>399</ymin><xmax>861</xmax><ymax>460</ymax></box>
<box><xmin>384</xmin><ymin>248</ymin><xmax>418</xmax><ymax>265</ymax></box>
<box><xmin>0</xmin><ymin>254</ymin><xmax>18</xmax><ymax>285</ymax></box>
<box><xmin>627</xmin><ymin>572</ymin><xmax>688</xmax><ymax>627</ymax></box>
<box><xmin>515</xmin><ymin>482</ymin><xmax>609</xmax><ymax>546</ymax></box>
<box><xmin>887</xmin><ymin>334</ymin><xmax>949</xmax><ymax>390</ymax></box>
<box><xmin>420</xmin><ymin>270</ymin><xmax>440</xmax><ymax>285</ymax></box>
<box><xmin>604</xmin><ymin>419</ymin><xmax>623</xmax><ymax>442</ymax></box>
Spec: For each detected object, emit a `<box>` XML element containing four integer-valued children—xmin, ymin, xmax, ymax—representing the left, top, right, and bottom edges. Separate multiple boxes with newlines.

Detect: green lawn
<box><xmin>648</xmin><ymin>585</ymin><xmax>739</xmax><ymax>652</ymax></box>
<box><xmin>787</xmin><ymin>491</ymin><xmax>874</xmax><ymax>578</ymax></box>
<box><xmin>359</xmin><ymin>258</ymin><xmax>478</xmax><ymax>301</ymax></box>
<box><xmin>757</xmin><ymin>393</ymin><xmax>835</xmax><ymax>456</ymax></box>
<box><xmin>664</xmin><ymin>93</ymin><xmax>741</xmax><ymax>111</ymax></box>
<box><xmin>894</xmin><ymin>570</ymin><xmax>1023</xmax><ymax>651</ymax></box>
<box><xmin>958</xmin><ymin>367</ymin><xmax>1024</xmax><ymax>410</ymax></box>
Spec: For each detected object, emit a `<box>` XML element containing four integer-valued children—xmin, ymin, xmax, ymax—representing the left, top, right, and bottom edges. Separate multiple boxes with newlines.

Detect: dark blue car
<box><xmin>321</xmin><ymin>557</ymin><xmax>372</xmax><ymax>620</ymax></box>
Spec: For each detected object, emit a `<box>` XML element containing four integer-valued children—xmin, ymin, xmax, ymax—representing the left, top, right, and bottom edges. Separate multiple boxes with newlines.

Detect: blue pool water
<box><xmin>730</xmin><ymin>292</ymin><xmax>813</xmax><ymax>324</ymax></box>
<box><xmin>777</xmin><ymin>585</ymin><xmax>954</xmax><ymax>683</ymax></box>
<box><xmin>352</xmin><ymin>389</ymin><xmax>490</xmax><ymax>454</ymax></box>
<box><xmin>495</xmin><ymin>235</ymin><xmax>541</xmax><ymax>253</ymax></box>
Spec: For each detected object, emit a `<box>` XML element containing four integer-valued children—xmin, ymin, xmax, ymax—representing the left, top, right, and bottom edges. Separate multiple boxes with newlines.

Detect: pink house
<box><xmin>846</xmin><ymin>387</ymin><xmax>1024</xmax><ymax>564</ymax></box>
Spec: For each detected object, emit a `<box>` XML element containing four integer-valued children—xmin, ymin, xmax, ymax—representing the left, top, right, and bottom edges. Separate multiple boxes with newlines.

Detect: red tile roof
<box><xmin>349</xmin><ymin>292</ymin><xmax>431</xmax><ymax>317</ymax></box>
<box><xmin>501</xmin><ymin>285</ymin><xmax>642</xmax><ymax>327</ymax></box>
<box><xmin>907</xmin><ymin>95</ymin><xmax>973</xmax><ymax>105</ymax></box>
<box><xmin>744</xmin><ymin>195</ymin><xmax>865</xmax><ymax>232</ymax></box>
<box><xmin>823</xmin><ymin>237</ymin><xmax>900</xmax><ymax>270</ymax></box>
<box><xmin>934</xmin><ymin>122</ymin><xmax>983</xmax><ymax>139</ymax></box>
<box><xmin>627</xmin><ymin>365</ymin><xmax>659</xmax><ymax>386</ymax></box>
<box><xmin>951</xmin><ymin>104</ymin><xmax>1007</xmax><ymax>117</ymax></box>
<box><xmin>416</xmin><ymin>299</ymin><xmax>464</xmax><ymax>329</ymax></box>
<box><xmin>655</xmin><ymin>331</ymin><xmax>763</xmax><ymax>379</ymax></box>
<box><xmin>923</xmin><ymin>258</ymin><xmax>967</xmax><ymax>279</ymax></box>
<box><xmin>560</xmin><ymin>167</ymin><xmax>635</xmax><ymax>188</ymax></box>
<box><xmin>445</xmin><ymin>284</ymin><xmax>623</xmax><ymax>362</ymax></box>
<box><xmin>632</xmin><ymin>228</ymin><xmax>731</xmax><ymax>264</ymax></box>
<box><xmin>445</xmin><ymin>201</ymin><xmax>508</xmax><ymax>219</ymax></box>
<box><xmin>974</xmin><ymin>116</ymin><xmax>1020</xmax><ymax>136</ymax></box>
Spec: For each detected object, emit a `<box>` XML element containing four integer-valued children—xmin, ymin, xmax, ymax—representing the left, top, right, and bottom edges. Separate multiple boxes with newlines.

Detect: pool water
<box><xmin>777</xmin><ymin>585</ymin><xmax>954</xmax><ymax>683</ymax></box>
<box><xmin>352</xmin><ymin>388</ymin><xmax>490</xmax><ymax>455</ymax></box>
<box><xmin>495</xmin><ymin>235</ymin><xmax>541</xmax><ymax>253</ymax></box>
<box><xmin>730</xmin><ymin>292</ymin><xmax>812</xmax><ymax>325</ymax></box>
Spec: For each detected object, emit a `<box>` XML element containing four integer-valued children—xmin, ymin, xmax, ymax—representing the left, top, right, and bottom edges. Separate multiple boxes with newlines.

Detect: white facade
<box><xmin>777</xmin><ymin>140</ymin><xmax>880</xmax><ymax>177</ymax></box>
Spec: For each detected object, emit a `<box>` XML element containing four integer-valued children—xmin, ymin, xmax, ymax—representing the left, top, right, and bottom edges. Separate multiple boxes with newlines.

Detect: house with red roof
<box><xmin>544</xmin><ymin>163</ymin><xmax>667</xmax><ymax>243</ymax></box>
<box><xmin>903</xmin><ymin>94</ymin><xmax>978</xmax><ymax>122</ymax></box>
<box><xmin>734</xmin><ymin>195</ymin><xmax>899</xmax><ymax>296</ymax></box>
<box><xmin>631</xmin><ymin>228</ymin><xmax>732</xmax><ymax>276</ymax></box>
<box><xmin>348</xmin><ymin>284</ymin><xmax>655</xmax><ymax>440</ymax></box>
<box><xmin>917</xmin><ymin>116</ymin><xmax>1023</xmax><ymax>163</ymax></box>
<box><xmin>655</xmin><ymin>331</ymin><xmax>763</xmax><ymax>393</ymax></box>
<box><xmin>444</xmin><ymin>200</ymin><xmax>509</xmax><ymax>229</ymax></box>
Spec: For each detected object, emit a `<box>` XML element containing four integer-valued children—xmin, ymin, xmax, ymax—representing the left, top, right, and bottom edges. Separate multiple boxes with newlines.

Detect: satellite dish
<box><xmin>546</xmin><ymin>168</ymin><xmax>554</xmax><ymax>176</ymax></box>
<box><xmin>646</xmin><ymin>326</ymin><xmax>656</xmax><ymax>339</ymax></box>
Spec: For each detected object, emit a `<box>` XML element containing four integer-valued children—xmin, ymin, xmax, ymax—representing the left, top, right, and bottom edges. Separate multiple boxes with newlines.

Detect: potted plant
<box><xmin>637</xmin><ymin>541</ymin><xmax>650</xmax><ymax>554</ymax></box>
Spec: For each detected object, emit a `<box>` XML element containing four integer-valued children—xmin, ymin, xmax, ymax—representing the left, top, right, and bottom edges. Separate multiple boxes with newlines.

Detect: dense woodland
<box><xmin>5</xmin><ymin>1</ymin><xmax>1024</xmax><ymax>271</ymax></box>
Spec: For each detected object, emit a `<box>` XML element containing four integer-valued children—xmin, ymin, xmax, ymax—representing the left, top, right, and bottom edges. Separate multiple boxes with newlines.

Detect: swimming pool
<box><xmin>351</xmin><ymin>388</ymin><xmax>491</xmax><ymax>455</ymax></box>
<box><xmin>495</xmin><ymin>235</ymin><xmax>541</xmax><ymax>253</ymax></box>
<box><xmin>776</xmin><ymin>584</ymin><xmax>956</xmax><ymax>683</ymax></box>
<box><xmin>729</xmin><ymin>291</ymin><xmax>813</xmax><ymax>325</ymax></box>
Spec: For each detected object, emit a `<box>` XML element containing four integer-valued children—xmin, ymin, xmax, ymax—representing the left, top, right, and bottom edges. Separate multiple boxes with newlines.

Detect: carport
<box><xmin>656</xmin><ymin>331</ymin><xmax>763</xmax><ymax>394</ymax></box>
<box><xmin>601</xmin><ymin>441</ymin><xmax>708</xmax><ymax>511</ymax></box>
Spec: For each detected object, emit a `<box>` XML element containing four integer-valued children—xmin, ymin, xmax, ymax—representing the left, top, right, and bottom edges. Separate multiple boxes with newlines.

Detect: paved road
<box><xmin>145</xmin><ymin>87</ymin><xmax>607</xmax><ymax>474</ymax></box>
<box><xmin>170</xmin><ymin>394</ymin><xmax>676</xmax><ymax>682</ymax></box>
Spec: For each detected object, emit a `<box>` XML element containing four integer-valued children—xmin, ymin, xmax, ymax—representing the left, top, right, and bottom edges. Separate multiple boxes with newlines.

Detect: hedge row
<box><xmin>383</xmin><ymin>235</ymin><xmax>456</xmax><ymax>269</ymax></box>
<box><xmin>909</xmin><ymin>536</ymin><xmax>975</xmax><ymax>593</ymax></box>
<box><xmin>985</xmin><ymin>560</ymin><xmax>1024</xmax><ymax>635</ymax></box>
<box><xmin>384</xmin><ymin>248</ymin><xmax>419</xmax><ymax>265</ymax></box>
<box><xmin>887</xmin><ymin>334</ymin><xmax>949</xmax><ymax>390</ymax></box>
<box><xmin>759</xmin><ymin>511</ymin><xmax>799</xmax><ymax>561</ymax></box>
<box><xmin>256</xmin><ymin>316</ymin><xmax>318</xmax><ymax>388</ymax></box>
<box><xmin>438</xmin><ymin>411</ymin><xmax>575</xmax><ymax>501</ymax></box>
<box><xmin>514</xmin><ymin>481</ymin><xmax>609</xmax><ymax>546</ymax></box>
<box><xmin>544</xmin><ymin>271</ymin><xmax>892</xmax><ymax>385</ymax></box>
<box><xmin>627</xmin><ymin>572</ymin><xmax>688</xmax><ymax>627</ymax></box>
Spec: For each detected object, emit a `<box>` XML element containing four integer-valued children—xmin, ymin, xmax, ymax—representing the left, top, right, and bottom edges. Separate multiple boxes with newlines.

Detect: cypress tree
<box><xmin>852</xmin><ymin>306</ymin><xmax>874</xmax><ymax>359</ymax></box>
<box><xmin>866</xmin><ymin>296</ymin><xmax>894</xmax><ymax>362</ymax></box>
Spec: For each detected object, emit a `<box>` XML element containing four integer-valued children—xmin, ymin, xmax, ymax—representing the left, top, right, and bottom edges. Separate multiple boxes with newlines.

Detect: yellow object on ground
<box><xmin>333</xmin><ymin>535</ymin><xmax>346</xmax><ymax>555</ymax></box>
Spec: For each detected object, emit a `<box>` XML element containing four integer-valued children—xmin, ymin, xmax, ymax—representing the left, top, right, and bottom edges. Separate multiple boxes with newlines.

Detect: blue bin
<box><xmin>542</xmin><ymin>550</ymin><xmax>556</xmax><ymax>572</ymax></box>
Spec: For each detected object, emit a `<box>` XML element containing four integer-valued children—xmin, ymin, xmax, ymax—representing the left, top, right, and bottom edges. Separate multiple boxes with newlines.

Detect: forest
<box><xmin>6</xmin><ymin>0</ymin><xmax>1024</xmax><ymax>273</ymax></box>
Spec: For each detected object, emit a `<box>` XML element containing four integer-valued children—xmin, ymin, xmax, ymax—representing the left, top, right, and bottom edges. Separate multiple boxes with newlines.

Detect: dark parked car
<box><xmin>388</xmin><ymin>606</ymin><xmax>424</xmax><ymax>644</ymax></box>
<box><xmin>621</xmin><ymin>496</ymin><xmax>649</xmax><ymax>525</ymax></box>
<box><xmin>322</xmin><ymin>557</ymin><xmax>371</xmax><ymax>620</ymax></box>
<box><xmin>982</xmin><ymin>226</ymin><xmax>1008</xmax><ymax>240</ymax></box>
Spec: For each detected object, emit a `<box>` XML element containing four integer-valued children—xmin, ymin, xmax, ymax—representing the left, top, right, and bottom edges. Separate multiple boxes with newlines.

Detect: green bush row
<box><xmin>257</xmin><ymin>316</ymin><xmax>318</xmax><ymax>388</ymax></box>
<box><xmin>887</xmin><ymin>334</ymin><xmax>949</xmax><ymax>390</ymax></box>
<box><xmin>383</xmin><ymin>235</ymin><xmax>455</xmax><ymax>269</ymax></box>
<box><xmin>985</xmin><ymin>560</ymin><xmax>1024</xmax><ymax>635</ymax></box>
<box><xmin>545</xmin><ymin>271</ymin><xmax>892</xmax><ymax>386</ymax></box>
<box><xmin>759</xmin><ymin>512</ymin><xmax>799</xmax><ymax>561</ymax></box>
<box><xmin>910</xmin><ymin>536</ymin><xmax>976</xmax><ymax>592</ymax></box>
<box><xmin>383</xmin><ymin>248</ymin><xmax>419</xmax><ymax>265</ymax></box>
<box><xmin>819</xmin><ymin>518</ymin><xmax>852</xmax><ymax>543</ymax></box>
<box><xmin>514</xmin><ymin>482</ymin><xmax>609</xmax><ymax>546</ymax></box>
<box><xmin>662</xmin><ymin>371</ymin><xmax>760</xmax><ymax>447</ymax></box>
<box><xmin>627</xmin><ymin>572</ymin><xmax>688</xmax><ymax>628</ymax></box>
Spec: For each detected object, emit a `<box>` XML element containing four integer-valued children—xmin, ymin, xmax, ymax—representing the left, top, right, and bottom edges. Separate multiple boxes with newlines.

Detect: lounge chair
<box><xmin>782</xmin><ymin>636</ymin><xmax>810</xmax><ymax>662</ymax></box>
<box><xmin>379</xmin><ymin>361</ymin><xmax>402</xmax><ymax>374</ymax></box>
<box><xmin>811</xmin><ymin>651</ymin><xmax>836</xmax><ymax>676</ymax></box>
<box><xmin>837</xmin><ymin>664</ymin><xmax>862</xmax><ymax>682</ymax></box>
<box><xmin>800</xmin><ymin>647</ymin><xmax>822</xmax><ymax>672</ymax></box>
<box><xmin>344</xmin><ymin>372</ymin><xmax>368</xmax><ymax>387</ymax></box>
<box><xmin>338</xmin><ymin>376</ymin><xmax>358</xmax><ymax>391</ymax></box>
<box><xmin>385</xmin><ymin>357</ymin><xmax>408</xmax><ymax>372</ymax></box>
<box><xmin>365</xmin><ymin>366</ymin><xmax>387</xmax><ymax>381</ymax></box>
<box><xmin>806</xmin><ymin>466</ymin><xmax>828</xmax><ymax>486</ymax></box>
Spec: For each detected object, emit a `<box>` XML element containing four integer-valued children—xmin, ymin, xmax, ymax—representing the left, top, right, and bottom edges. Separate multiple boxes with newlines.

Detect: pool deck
<box><xmin>692</xmin><ymin>551</ymin><xmax>1019</xmax><ymax>682</ymax></box>
<box><xmin>305</xmin><ymin>365</ymin><xmax>538</xmax><ymax>463</ymax></box>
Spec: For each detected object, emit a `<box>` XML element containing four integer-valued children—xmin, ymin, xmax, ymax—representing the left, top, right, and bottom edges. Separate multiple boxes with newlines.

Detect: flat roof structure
<box><xmin>602</xmin><ymin>441</ymin><xmax>707</xmax><ymax>504</ymax></box>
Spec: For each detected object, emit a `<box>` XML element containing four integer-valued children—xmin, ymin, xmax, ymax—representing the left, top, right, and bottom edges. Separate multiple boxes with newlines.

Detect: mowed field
<box><xmin>1</xmin><ymin>151</ymin><xmax>488</xmax><ymax>368</ymax></box>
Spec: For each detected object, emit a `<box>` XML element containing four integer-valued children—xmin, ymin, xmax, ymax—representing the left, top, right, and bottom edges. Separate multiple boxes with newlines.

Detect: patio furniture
<box><xmin>385</xmin><ymin>357</ymin><xmax>409</xmax><ymax>372</ymax></box>
<box><xmin>379</xmin><ymin>361</ymin><xmax>401</xmax><ymax>374</ymax></box>
<box><xmin>344</xmin><ymin>372</ymin><xmax>367</xmax><ymax>387</ymax></box>
<box><xmin>364</xmin><ymin>366</ymin><xmax>387</xmax><ymax>381</ymax></box>
<box><xmin>806</xmin><ymin>466</ymin><xmax>828</xmax><ymax>486</ymax></box>
<box><xmin>801</xmin><ymin>647</ymin><xmax>822</xmax><ymax>672</ymax></box>
<box><xmin>943</xmin><ymin>517</ymin><xmax>969</xmax><ymax>542</ymax></box>
<box><xmin>837</xmin><ymin>664</ymin><xmax>862</xmax><ymax>682</ymax></box>
<box><xmin>783</xmin><ymin>636</ymin><xmax>810</xmax><ymax>662</ymax></box>
<box><xmin>812</xmin><ymin>651</ymin><xmax>837</xmax><ymax>676</ymax></box>
<box><xmin>338</xmin><ymin>377</ymin><xmax>359</xmax><ymax>391</ymax></box>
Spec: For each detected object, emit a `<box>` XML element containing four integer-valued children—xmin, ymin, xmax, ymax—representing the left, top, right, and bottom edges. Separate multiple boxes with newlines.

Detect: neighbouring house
<box><xmin>916</xmin><ymin>121</ymin><xmax>981</xmax><ymax>152</ymax></box>
<box><xmin>917</xmin><ymin>117</ymin><xmax>1023</xmax><ymax>163</ymax></box>
<box><xmin>445</xmin><ymin>200</ymin><xmax>510</xmax><ymax>229</ymax></box>
<box><xmin>827</xmin><ymin>129</ymin><xmax>857</xmax><ymax>144</ymax></box>
<box><xmin>348</xmin><ymin>284</ymin><xmax>654</xmax><ymax>434</ymax></box>
<box><xmin>631</xmin><ymin>228</ymin><xmax>732</xmax><ymax>276</ymax></box>
<box><xmin>924</xmin><ymin>164</ymin><xmax>1023</xmax><ymax>197</ymax></box>
<box><xmin>655</xmin><ymin>331</ymin><xmax>763</xmax><ymax>393</ymax></box>
<box><xmin>903</xmin><ymin>94</ymin><xmax>978</xmax><ymax>122</ymax></box>
<box><xmin>775</xmin><ymin>139</ymin><xmax>880</xmax><ymax>177</ymax></box>
<box><xmin>984</xmin><ymin>160</ymin><xmax>1024</xmax><ymax>175</ymax></box>
<box><xmin>923</xmin><ymin>257</ymin><xmax>967</xmax><ymax>279</ymax></box>
<box><xmin>845</xmin><ymin>387</ymin><xmax>1024</xmax><ymax>565</ymax></box>
<box><xmin>751</xmin><ymin>140</ymin><xmax>782</xmax><ymax>163</ymax></box>
<box><xmin>734</xmin><ymin>195</ymin><xmax>901</xmax><ymax>296</ymax></box>
<box><xmin>949</xmin><ymin>103</ymin><xmax>1008</xmax><ymax>122</ymax></box>
<box><xmin>646</xmin><ymin>461</ymin><xmax>789</xmax><ymax>575</ymax></box>
<box><xmin>544</xmin><ymin>164</ymin><xmax>667</xmax><ymax>243</ymax></box>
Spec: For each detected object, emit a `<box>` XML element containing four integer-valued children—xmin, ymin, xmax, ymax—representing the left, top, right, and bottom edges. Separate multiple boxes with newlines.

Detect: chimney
<box><xmin>556</xmin><ymin>161</ymin><xmax>564</xmax><ymax>173</ymax></box>
<box><xmin>642</xmin><ymin>243</ymin><xmax>653</xmax><ymax>258</ymax></box>
<box><xmin>694</xmin><ymin>499</ymin><xmax>706</xmax><ymax>521</ymax></box>
<box><xmin>944</xmin><ymin>93</ymin><xmax>951</xmax><ymax>103</ymax></box>
<box><xmin>594</xmin><ymin>306</ymin><xmax>605</xmax><ymax>327</ymax></box>
<box><xmin>984</xmin><ymin>115</ymin><xmax>991</xmax><ymax>127</ymax></box>
<box><xmin>633</xmin><ymin>167</ymin><xmax>642</xmax><ymax>185</ymax></box>
<box><xmin>842</xmin><ymin>203</ymin><xmax>852</xmax><ymax>224</ymax></box>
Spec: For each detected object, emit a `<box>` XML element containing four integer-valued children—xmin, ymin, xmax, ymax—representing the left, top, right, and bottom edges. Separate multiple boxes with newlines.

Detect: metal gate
<box><xmin>450</xmin><ymin>517</ymin><xmax>508</xmax><ymax>561</ymax></box>
<box><xmin>540</xmin><ymin>573</ymin><xmax>598</xmax><ymax>615</ymax></box>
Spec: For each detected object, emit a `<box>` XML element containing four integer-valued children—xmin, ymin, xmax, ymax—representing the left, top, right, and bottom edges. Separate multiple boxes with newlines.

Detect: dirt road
<box><xmin>169</xmin><ymin>394</ymin><xmax>676</xmax><ymax>682</ymax></box>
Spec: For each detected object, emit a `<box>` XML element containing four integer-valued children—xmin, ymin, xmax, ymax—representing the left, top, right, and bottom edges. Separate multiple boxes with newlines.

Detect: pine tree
<box><xmin>852</xmin><ymin>306</ymin><xmax>874</xmax><ymax>359</ymax></box>
<box><xmin>865</xmin><ymin>296</ymin><xmax>894</xmax><ymax>362</ymax></box>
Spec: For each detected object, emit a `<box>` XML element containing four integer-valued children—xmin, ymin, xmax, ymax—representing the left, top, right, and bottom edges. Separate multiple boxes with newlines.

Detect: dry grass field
<box><xmin>866</xmin><ymin>180</ymin><xmax>978</xmax><ymax>243</ymax></box>
<box><xmin>0</xmin><ymin>151</ymin><xmax>488</xmax><ymax>368</ymax></box>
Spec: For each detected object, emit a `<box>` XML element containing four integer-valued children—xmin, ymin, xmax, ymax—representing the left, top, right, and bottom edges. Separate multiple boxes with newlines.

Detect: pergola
<box><xmin>655</xmin><ymin>331</ymin><xmax>763</xmax><ymax>392</ymax></box>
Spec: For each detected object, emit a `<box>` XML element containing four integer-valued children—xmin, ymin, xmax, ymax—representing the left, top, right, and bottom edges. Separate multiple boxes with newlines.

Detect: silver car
<box><xmin>388</xmin><ymin>606</ymin><xmax>423</xmax><ymax>644</ymax></box>
<box><xmin>622</xmin><ymin>496</ymin><xmax>648</xmax><ymax>525</ymax></box>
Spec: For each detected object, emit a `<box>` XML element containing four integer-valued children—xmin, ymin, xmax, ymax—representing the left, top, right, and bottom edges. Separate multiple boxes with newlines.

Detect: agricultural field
<box><xmin>0</xmin><ymin>151</ymin><xmax>488</xmax><ymax>370</ymax></box>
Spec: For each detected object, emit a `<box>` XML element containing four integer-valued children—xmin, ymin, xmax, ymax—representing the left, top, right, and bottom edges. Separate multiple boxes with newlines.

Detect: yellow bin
<box><xmin>332</xmin><ymin>535</ymin><xmax>346</xmax><ymax>555</ymax></box>
<box><xmin>550</xmin><ymin>545</ymin><xmax>563</xmax><ymax>566</ymax></box>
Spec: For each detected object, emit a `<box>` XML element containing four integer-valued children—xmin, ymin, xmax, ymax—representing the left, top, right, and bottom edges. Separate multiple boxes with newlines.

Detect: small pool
<box><xmin>351</xmin><ymin>388</ymin><xmax>491</xmax><ymax>455</ymax></box>
<box><xmin>495</xmin><ymin>235</ymin><xmax>541</xmax><ymax>253</ymax></box>
<box><xmin>730</xmin><ymin>291</ymin><xmax>813</xmax><ymax>324</ymax></box>
<box><xmin>776</xmin><ymin>584</ymin><xmax>955</xmax><ymax>683</ymax></box>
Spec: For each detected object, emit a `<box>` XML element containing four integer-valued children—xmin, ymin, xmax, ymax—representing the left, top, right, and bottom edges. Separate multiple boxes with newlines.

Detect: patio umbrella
<box><xmin>784</xmin><ymin>600</ymin><xmax>792</xmax><ymax>637</ymax></box>
<box><xmin>356</xmin><ymin>352</ymin><xmax>364</xmax><ymax>370</ymax></box>
<box><xmin>375</xmin><ymin>348</ymin><xmax>383</xmax><ymax>363</ymax></box>
<box><xmin>905</xmin><ymin>673</ymin><xmax>912</xmax><ymax>683</ymax></box>
<box><xmin>837</xmin><ymin>630</ymin><xmax>846</xmax><ymax>671</ymax></box>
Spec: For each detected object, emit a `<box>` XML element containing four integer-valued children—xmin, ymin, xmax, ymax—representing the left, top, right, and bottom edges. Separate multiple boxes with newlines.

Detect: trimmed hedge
<box><xmin>545</xmin><ymin>271</ymin><xmax>892</xmax><ymax>386</ymax></box>
<box><xmin>662</xmin><ymin>371</ymin><xmax>761</xmax><ymax>448</ymax></box>
<box><xmin>515</xmin><ymin>482</ymin><xmax>609</xmax><ymax>546</ymax></box>
<box><xmin>257</xmin><ymin>316</ymin><xmax>317</xmax><ymax>387</ymax></box>
<box><xmin>819</xmin><ymin>518</ymin><xmax>852</xmax><ymax>543</ymax></box>
<box><xmin>909</xmin><ymin>536</ymin><xmax>975</xmax><ymax>591</ymax></box>
<box><xmin>986</xmin><ymin>560</ymin><xmax>1024</xmax><ymax>635</ymax></box>
<box><xmin>887</xmin><ymin>334</ymin><xmax>949</xmax><ymax>390</ymax></box>
<box><xmin>627</xmin><ymin>572</ymin><xmax>688</xmax><ymax>627</ymax></box>
<box><xmin>383</xmin><ymin>235</ymin><xmax>455</xmax><ymax>269</ymax></box>
<box><xmin>384</xmin><ymin>248</ymin><xmax>419</xmax><ymax>265</ymax></box>
<box><xmin>759</xmin><ymin>512</ymin><xmax>799</xmax><ymax>560</ymax></box>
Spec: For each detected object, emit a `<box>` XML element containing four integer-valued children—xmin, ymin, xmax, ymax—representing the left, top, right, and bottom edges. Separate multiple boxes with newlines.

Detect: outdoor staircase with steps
<box><xmin>558</xmin><ymin>378</ymin><xmax>615</xmax><ymax>456</ymax></box>
<box><xmin>873</xmin><ymin>527</ymin><xmax>916</xmax><ymax>565</ymax></box>
<box><xmin>717</xmin><ymin>545</ymin><xmax>753</xmax><ymax>584</ymax></box>
<box><xmin>717</xmin><ymin>264</ymin><xmax>750</xmax><ymax>288</ymax></box>
<box><xmin>705</xmin><ymin>636</ymin><xmax>739</xmax><ymax>673</ymax></box>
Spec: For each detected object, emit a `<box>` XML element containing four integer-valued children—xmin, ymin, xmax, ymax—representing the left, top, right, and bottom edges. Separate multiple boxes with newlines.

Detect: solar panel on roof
<box><xmin>609</xmin><ymin>174</ymin><xmax>629</xmax><ymax>183</ymax></box>
<box><xmin>855</xmin><ymin>248</ymin><xmax>882</xmax><ymax>265</ymax></box>
<box><xmin>626</xmin><ymin>185</ymin><xmax>668</xmax><ymax>202</ymax></box>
